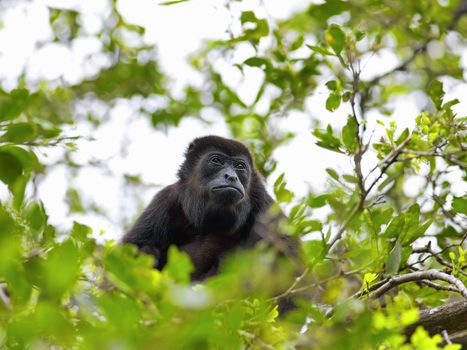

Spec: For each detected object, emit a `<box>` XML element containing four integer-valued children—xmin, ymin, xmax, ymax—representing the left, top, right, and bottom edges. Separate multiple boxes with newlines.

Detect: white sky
<box><xmin>0</xmin><ymin>0</ymin><xmax>465</xmax><ymax>240</ymax></box>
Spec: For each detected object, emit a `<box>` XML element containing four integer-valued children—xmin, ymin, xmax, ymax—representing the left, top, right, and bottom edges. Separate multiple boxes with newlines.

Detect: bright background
<box><xmin>0</xmin><ymin>0</ymin><xmax>466</xmax><ymax>239</ymax></box>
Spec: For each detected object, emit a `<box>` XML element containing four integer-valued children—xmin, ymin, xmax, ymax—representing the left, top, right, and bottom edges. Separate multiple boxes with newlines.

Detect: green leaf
<box><xmin>386</xmin><ymin>240</ymin><xmax>402</xmax><ymax>274</ymax></box>
<box><xmin>308</xmin><ymin>0</ymin><xmax>348</xmax><ymax>20</ymax></box>
<box><xmin>452</xmin><ymin>197</ymin><xmax>467</xmax><ymax>215</ymax></box>
<box><xmin>70</xmin><ymin>221</ymin><xmax>92</xmax><ymax>242</ymax></box>
<box><xmin>24</xmin><ymin>201</ymin><xmax>47</xmax><ymax>237</ymax></box>
<box><xmin>341</xmin><ymin>116</ymin><xmax>358</xmax><ymax>152</ymax></box>
<box><xmin>342</xmin><ymin>174</ymin><xmax>358</xmax><ymax>183</ymax></box>
<box><xmin>25</xmin><ymin>240</ymin><xmax>81</xmax><ymax>298</ymax></box>
<box><xmin>301</xmin><ymin>220</ymin><xmax>323</xmax><ymax>232</ymax></box>
<box><xmin>159</xmin><ymin>0</ymin><xmax>190</xmax><ymax>6</ymax></box>
<box><xmin>325</xmin><ymin>92</ymin><xmax>341</xmax><ymax>111</ymax></box>
<box><xmin>325</xmin><ymin>80</ymin><xmax>339</xmax><ymax>91</ymax></box>
<box><xmin>325</xmin><ymin>168</ymin><xmax>339</xmax><ymax>181</ymax></box>
<box><xmin>3</xmin><ymin>123</ymin><xmax>36</xmax><ymax>143</ymax></box>
<box><xmin>383</xmin><ymin>215</ymin><xmax>404</xmax><ymax>238</ymax></box>
<box><xmin>273</xmin><ymin>173</ymin><xmax>294</xmax><ymax>203</ymax></box>
<box><xmin>0</xmin><ymin>144</ymin><xmax>38</xmax><ymax>170</ymax></box>
<box><xmin>325</xmin><ymin>24</ymin><xmax>346</xmax><ymax>55</ymax></box>
<box><xmin>303</xmin><ymin>240</ymin><xmax>326</xmax><ymax>265</ymax></box>
<box><xmin>243</xmin><ymin>57</ymin><xmax>269</xmax><ymax>68</ymax></box>
<box><xmin>407</xmin><ymin>220</ymin><xmax>432</xmax><ymax>243</ymax></box>
<box><xmin>354</xmin><ymin>30</ymin><xmax>365</xmax><ymax>41</ymax></box>
<box><xmin>240</xmin><ymin>11</ymin><xmax>269</xmax><ymax>39</ymax></box>
<box><xmin>428</xmin><ymin>80</ymin><xmax>444</xmax><ymax>110</ymax></box>
<box><xmin>0</xmin><ymin>151</ymin><xmax>23</xmax><ymax>185</ymax></box>
<box><xmin>290</xmin><ymin>35</ymin><xmax>304</xmax><ymax>51</ymax></box>
<box><xmin>361</xmin><ymin>272</ymin><xmax>378</xmax><ymax>289</ymax></box>
<box><xmin>312</xmin><ymin>125</ymin><xmax>343</xmax><ymax>153</ymax></box>
<box><xmin>164</xmin><ymin>246</ymin><xmax>193</xmax><ymax>284</ymax></box>
<box><xmin>0</xmin><ymin>88</ymin><xmax>29</xmax><ymax>122</ymax></box>
<box><xmin>395</xmin><ymin>128</ymin><xmax>409</xmax><ymax>145</ymax></box>
<box><xmin>306</xmin><ymin>44</ymin><xmax>334</xmax><ymax>56</ymax></box>
<box><xmin>342</xmin><ymin>91</ymin><xmax>351</xmax><ymax>102</ymax></box>
<box><xmin>308</xmin><ymin>194</ymin><xmax>329</xmax><ymax>208</ymax></box>
<box><xmin>0</xmin><ymin>145</ymin><xmax>37</xmax><ymax>206</ymax></box>
<box><xmin>367</xmin><ymin>208</ymin><xmax>394</xmax><ymax>234</ymax></box>
<box><xmin>66</xmin><ymin>188</ymin><xmax>85</xmax><ymax>213</ymax></box>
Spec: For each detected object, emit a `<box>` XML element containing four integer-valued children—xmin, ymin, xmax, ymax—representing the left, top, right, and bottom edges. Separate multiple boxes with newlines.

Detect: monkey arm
<box><xmin>122</xmin><ymin>185</ymin><xmax>177</xmax><ymax>265</ymax></box>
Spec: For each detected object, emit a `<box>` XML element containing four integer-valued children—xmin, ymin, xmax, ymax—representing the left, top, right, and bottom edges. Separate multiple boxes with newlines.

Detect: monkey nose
<box><xmin>224</xmin><ymin>173</ymin><xmax>238</xmax><ymax>182</ymax></box>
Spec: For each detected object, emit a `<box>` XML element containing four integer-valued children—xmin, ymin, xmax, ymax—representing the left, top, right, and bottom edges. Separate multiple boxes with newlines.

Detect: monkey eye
<box><xmin>210</xmin><ymin>155</ymin><xmax>224</xmax><ymax>165</ymax></box>
<box><xmin>234</xmin><ymin>161</ymin><xmax>247</xmax><ymax>170</ymax></box>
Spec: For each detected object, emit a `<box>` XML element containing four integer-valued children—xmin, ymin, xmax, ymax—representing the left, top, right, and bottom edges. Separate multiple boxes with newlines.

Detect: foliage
<box><xmin>0</xmin><ymin>0</ymin><xmax>466</xmax><ymax>349</ymax></box>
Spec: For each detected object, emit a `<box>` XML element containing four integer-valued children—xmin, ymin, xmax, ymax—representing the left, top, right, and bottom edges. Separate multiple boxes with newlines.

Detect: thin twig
<box><xmin>0</xmin><ymin>136</ymin><xmax>81</xmax><ymax>148</ymax></box>
<box><xmin>353</xmin><ymin>277</ymin><xmax>390</xmax><ymax>299</ymax></box>
<box><xmin>270</xmin><ymin>267</ymin><xmax>309</xmax><ymax>302</ymax></box>
<box><xmin>365</xmin><ymin>137</ymin><xmax>411</xmax><ymax>196</ymax></box>
<box><xmin>370</xmin><ymin>269</ymin><xmax>467</xmax><ymax>299</ymax></box>
<box><xmin>419</xmin><ymin>280</ymin><xmax>460</xmax><ymax>293</ymax></box>
<box><xmin>413</xmin><ymin>245</ymin><xmax>467</xmax><ymax>277</ymax></box>
<box><xmin>327</xmin><ymin>137</ymin><xmax>411</xmax><ymax>251</ymax></box>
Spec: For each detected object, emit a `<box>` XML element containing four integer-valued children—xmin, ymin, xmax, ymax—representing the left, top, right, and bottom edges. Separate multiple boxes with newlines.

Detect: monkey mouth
<box><xmin>211</xmin><ymin>185</ymin><xmax>244</xmax><ymax>197</ymax></box>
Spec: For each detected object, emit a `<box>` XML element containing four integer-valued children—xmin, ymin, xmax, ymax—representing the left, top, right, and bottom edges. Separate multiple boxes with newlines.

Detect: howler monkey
<box><xmin>123</xmin><ymin>135</ymin><xmax>292</xmax><ymax>280</ymax></box>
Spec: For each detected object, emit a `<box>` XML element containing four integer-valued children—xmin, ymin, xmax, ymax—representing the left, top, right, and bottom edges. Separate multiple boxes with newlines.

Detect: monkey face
<box><xmin>203</xmin><ymin>152</ymin><xmax>249</xmax><ymax>205</ymax></box>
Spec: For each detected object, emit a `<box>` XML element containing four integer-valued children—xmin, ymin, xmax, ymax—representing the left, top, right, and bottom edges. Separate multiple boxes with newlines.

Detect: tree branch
<box><xmin>405</xmin><ymin>299</ymin><xmax>467</xmax><ymax>338</ymax></box>
<box><xmin>370</xmin><ymin>269</ymin><xmax>467</xmax><ymax>299</ymax></box>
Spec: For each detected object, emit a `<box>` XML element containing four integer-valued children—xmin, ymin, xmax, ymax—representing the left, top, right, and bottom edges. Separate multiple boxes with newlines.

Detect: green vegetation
<box><xmin>0</xmin><ymin>0</ymin><xmax>466</xmax><ymax>349</ymax></box>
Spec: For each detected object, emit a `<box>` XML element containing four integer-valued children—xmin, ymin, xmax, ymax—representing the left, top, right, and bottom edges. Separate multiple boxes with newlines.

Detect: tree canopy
<box><xmin>0</xmin><ymin>0</ymin><xmax>466</xmax><ymax>349</ymax></box>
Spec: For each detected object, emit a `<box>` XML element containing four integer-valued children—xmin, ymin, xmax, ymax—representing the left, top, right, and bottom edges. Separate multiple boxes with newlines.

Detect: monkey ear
<box><xmin>187</xmin><ymin>138</ymin><xmax>200</xmax><ymax>152</ymax></box>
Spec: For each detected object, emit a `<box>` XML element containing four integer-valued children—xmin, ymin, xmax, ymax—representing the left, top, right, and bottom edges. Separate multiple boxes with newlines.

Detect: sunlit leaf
<box><xmin>325</xmin><ymin>24</ymin><xmax>346</xmax><ymax>55</ymax></box>
<box><xmin>326</xmin><ymin>92</ymin><xmax>341</xmax><ymax>111</ymax></box>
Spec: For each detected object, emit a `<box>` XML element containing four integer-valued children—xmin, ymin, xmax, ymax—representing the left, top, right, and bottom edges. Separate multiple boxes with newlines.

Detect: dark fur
<box><xmin>122</xmin><ymin>136</ymin><xmax>273</xmax><ymax>280</ymax></box>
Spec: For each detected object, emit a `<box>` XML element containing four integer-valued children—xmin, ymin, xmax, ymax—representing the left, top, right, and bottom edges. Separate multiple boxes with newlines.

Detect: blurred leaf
<box><xmin>343</xmin><ymin>174</ymin><xmax>358</xmax><ymax>183</ymax></box>
<box><xmin>312</xmin><ymin>125</ymin><xmax>343</xmax><ymax>153</ymax></box>
<box><xmin>306</xmin><ymin>44</ymin><xmax>334</xmax><ymax>56</ymax></box>
<box><xmin>342</xmin><ymin>116</ymin><xmax>358</xmax><ymax>152</ymax></box>
<box><xmin>3</xmin><ymin>123</ymin><xmax>36</xmax><ymax>143</ymax></box>
<box><xmin>70</xmin><ymin>221</ymin><xmax>92</xmax><ymax>242</ymax></box>
<box><xmin>308</xmin><ymin>194</ymin><xmax>329</xmax><ymax>208</ymax></box>
<box><xmin>325</xmin><ymin>24</ymin><xmax>346</xmax><ymax>55</ymax></box>
<box><xmin>240</xmin><ymin>11</ymin><xmax>269</xmax><ymax>40</ymax></box>
<box><xmin>160</xmin><ymin>0</ymin><xmax>190</xmax><ymax>5</ymax></box>
<box><xmin>164</xmin><ymin>246</ymin><xmax>193</xmax><ymax>284</ymax></box>
<box><xmin>274</xmin><ymin>173</ymin><xmax>294</xmax><ymax>203</ymax></box>
<box><xmin>395</xmin><ymin>128</ymin><xmax>409</xmax><ymax>145</ymax></box>
<box><xmin>452</xmin><ymin>196</ymin><xmax>467</xmax><ymax>215</ymax></box>
<box><xmin>325</xmin><ymin>80</ymin><xmax>339</xmax><ymax>91</ymax></box>
<box><xmin>65</xmin><ymin>188</ymin><xmax>85</xmax><ymax>214</ymax></box>
<box><xmin>25</xmin><ymin>240</ymin><xmax>81</xmax><ymax>298</ymax></box>
<box><xmin>0</xmin><ymin>88</ymin><xmax>29</xmax><ymax>122</ymax></box>
<box><xmin>386</xmin><ymin>240</ymin><xmax>402</xmax><ymax>274</ymax></box>
<box><xmin>326</xmin><ymin>168</ymin><xmax>340</xmax><ymax>180</ymax></box>
<box><xmin>308</xmin><ymin>0</ymin><xmax>348</xmax><ymax>21</ymax></box>
<box><xmin>428</xmin><ymin>80</ymin><xmax>444</xmax><ymax>110</ymax></box>
<box><xmin>0</xmin><ymin>151</ymin><xmax>23</xmax><ymax>185</ymax></box>
<box><xmin>244</xmin><ymin>57</ymin><xmax>270</xmax><ymax>68</ymax></box>
<box><xmin>326</xmin><ymin>92</ymin><xmax>341</xmax><ymax>111</ymax></box>
<box><xmin>24</xmin><ymin>201</ymin><xmax>47</xmax><ymax>239</ymax></box>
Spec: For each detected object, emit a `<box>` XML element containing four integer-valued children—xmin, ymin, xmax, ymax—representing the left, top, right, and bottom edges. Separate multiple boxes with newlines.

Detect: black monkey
<box><xmin>123</xmin><ymin>135</ymin><xmax>280</xmax><ymax>280</ymax></box>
